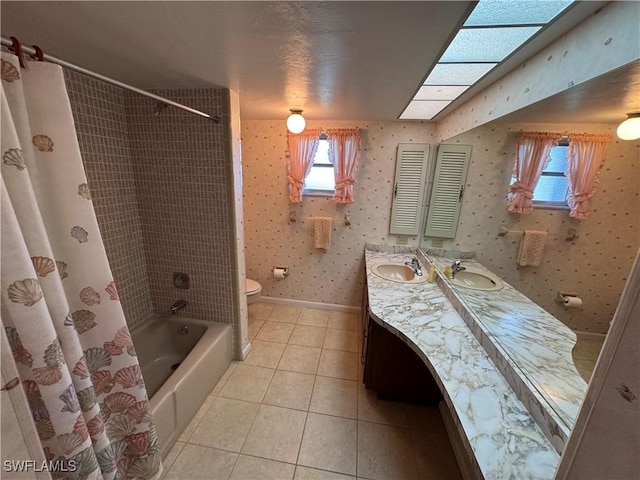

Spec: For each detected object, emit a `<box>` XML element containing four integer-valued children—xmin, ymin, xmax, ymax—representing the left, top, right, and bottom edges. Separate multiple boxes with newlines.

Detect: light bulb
<box><xmin>286</xmin><ymin>109</ymin><xmax>305</xmax><ymax>134</ymax></box>
<box><xmin>617</xmin><ymin>113</ymin><xmax>640</xmax><ymax>141</ymax></box>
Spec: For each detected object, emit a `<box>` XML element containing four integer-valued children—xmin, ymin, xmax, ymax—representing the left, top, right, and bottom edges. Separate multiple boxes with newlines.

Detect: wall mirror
<box><xmin>417</xmin><ymin>61</ymin><xmax>640</xmax><ymax>439</ymax></box>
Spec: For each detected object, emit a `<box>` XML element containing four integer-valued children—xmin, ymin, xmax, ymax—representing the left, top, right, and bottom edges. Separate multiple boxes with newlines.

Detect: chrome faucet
<box><xmin>405</xmin><ymin>257</ymin><xmax>423</xmax><ymax>276</ymax></box>
<box><xmin>451</xmin><ymin>260</ymin><xmax>466</xmax><ymax>278</ymax></box>
<box><xmin>170</xmin><ymin>299</ymin><xmax>187</xmax><ymax>315</ymax></box>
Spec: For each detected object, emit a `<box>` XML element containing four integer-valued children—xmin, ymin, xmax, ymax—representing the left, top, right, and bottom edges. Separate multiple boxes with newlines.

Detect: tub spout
<box><xmin>171</xmin><ymin>299</ymin><xmax>187</xmax><ymax>314</ymax></box>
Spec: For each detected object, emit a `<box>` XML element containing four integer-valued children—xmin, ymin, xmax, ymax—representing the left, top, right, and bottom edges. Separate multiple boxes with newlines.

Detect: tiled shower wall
<box><xmin>65</xmin><ymin>70</ymin><xmax>153</xmax><ymax>327</ymax></box>
<box><xmin>125</xmin><ymin>89</ymin><xmax>235</xmax><ymax>324</ymax></box>
<box><xmin>66</xmin><ymin>71</ymin><xmax>235</xmax><ymax>328</ymax></box>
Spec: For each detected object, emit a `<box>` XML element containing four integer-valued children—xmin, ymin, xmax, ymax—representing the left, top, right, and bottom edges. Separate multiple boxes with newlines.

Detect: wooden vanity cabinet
<box><xmin>361</xmin><ymin>279</ymin><xmax>442</xmax><ymax>405</ymax></box>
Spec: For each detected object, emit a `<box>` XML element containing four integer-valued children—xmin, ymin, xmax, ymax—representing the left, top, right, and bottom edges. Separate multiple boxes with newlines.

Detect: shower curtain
<box><xmin>1</xmin><ymin>53</ymin><xmax>160</xmax><ymax>479</ymax></box>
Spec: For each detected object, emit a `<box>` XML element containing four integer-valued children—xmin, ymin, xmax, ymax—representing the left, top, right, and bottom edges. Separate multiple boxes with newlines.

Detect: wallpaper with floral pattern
<box><xmin>242</xmin><ymin>120</ymin><xmax>438</xmax><ymax>307</ymax></box>
<box><xmin>243</xmin><ymin>119</ymin><xmax>638</xmax><ymax>334</ymax></box>
<box><xmin>436</xmin><ymin>122</ymin><xmax>639</xmax><ymax>334</ymax></box>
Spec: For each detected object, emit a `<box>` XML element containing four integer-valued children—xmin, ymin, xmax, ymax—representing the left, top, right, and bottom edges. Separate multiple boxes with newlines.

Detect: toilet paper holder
<box><xmin>557</xmin><ymin>292</ymin><xmax>582</xmax><ymax>308</ymax></box>
<box><xmin>556</xmin><ymin>291</ymin><xmax>576</xmax><ymax>303</ymax></box>
<box><xmin>273</xmin><ymin>266</ymin><xmax>289</xmax><ymax>278</ymax></box>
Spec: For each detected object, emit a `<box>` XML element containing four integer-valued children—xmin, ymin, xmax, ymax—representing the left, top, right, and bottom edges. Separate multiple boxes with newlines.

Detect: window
<box><xmin>303</xmin><ymin>137</ymin><xmax>334</xmax><ymax>195</ymax></box>
<box><xmin>532</xmin><ymin>144</ymin><xmax>569</xmax><ymax>207</ymax></box>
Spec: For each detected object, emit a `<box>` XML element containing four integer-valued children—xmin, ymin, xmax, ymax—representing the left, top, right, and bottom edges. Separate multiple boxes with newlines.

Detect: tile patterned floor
<box><xmin>162</xmin><ymin>302</ymin><xmax>462</xmax><ymax>480</ymax></box>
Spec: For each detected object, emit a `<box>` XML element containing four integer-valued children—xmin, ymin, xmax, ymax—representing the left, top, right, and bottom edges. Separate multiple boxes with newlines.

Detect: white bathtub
<box><xmin>131</xmin><ymin>315</ymin><xmax>232</xmax><ymax>457</ymax></box>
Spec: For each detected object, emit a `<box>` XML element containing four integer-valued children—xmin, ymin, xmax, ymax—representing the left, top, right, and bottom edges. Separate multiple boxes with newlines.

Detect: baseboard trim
<box><xmin>260</xmin><ymin>296</ymin><xmax>360</xmax><ymax>313</ymax></box>
<box><xmin>575</xmin><ymin>331</ymin><xmax>607</xmax><ymax>341</ymax></box>
<box><xmin>241</xmin><ymin>342</ymin><xmax>252</xmax><ymax>360</ymax></box>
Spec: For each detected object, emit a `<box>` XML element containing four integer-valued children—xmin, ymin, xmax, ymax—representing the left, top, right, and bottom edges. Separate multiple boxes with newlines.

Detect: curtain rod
<box><xmin>1</xmin><ymin>36</ymin><xmax>221</xmax><ymax>123</ymax></box>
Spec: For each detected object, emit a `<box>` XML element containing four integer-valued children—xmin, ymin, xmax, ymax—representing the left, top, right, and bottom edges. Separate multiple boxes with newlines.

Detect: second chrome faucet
<box><xmin>451</xmin><ymin>260</ymin><xmax>466</xmax><ymax>278</ymax></box>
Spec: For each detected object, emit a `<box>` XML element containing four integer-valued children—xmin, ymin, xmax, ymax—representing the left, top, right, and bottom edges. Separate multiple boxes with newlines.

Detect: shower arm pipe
<box><xmin>1</xmin><ymin>36</ymin><xmax>221</xmax><ymax>123</ymax></box>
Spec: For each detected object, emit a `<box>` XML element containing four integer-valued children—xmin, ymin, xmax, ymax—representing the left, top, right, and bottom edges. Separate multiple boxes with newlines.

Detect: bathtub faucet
<box><xmin>170</xmin><ymin>299</ymin><xmax>187</xmax><ymax>315</ymax></box>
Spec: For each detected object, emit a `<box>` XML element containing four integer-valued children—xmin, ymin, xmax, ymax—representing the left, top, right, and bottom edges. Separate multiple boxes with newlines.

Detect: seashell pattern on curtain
<box><xmin>1</xmin><ymin>53</ymin><xmax>161</xmax><ymax>479</ymax></box>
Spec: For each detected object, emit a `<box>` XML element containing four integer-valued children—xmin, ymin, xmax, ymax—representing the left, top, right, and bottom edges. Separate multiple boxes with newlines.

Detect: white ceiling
<box><xmin>499</xmin><ymin>60</ymin><xmax>640</xmax><ymax>125</ymax></box>
<box><xmin>1</xmin><ymin>1</ymin><xmax>474</xmax><ymax>120</ymax></box>
<box><xmin>1</xmin><ymin>1</ymin><xmax>636</xmax><ymax>124</ymax></box>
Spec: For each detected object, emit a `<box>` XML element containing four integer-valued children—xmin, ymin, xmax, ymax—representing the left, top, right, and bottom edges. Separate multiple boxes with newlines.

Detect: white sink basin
<box><xmin>371</xmin><ymin>263</ymin><xmax>428</xmax><ymax>284</ymax></box>
<box><xmin>450</xmin><ymin>267</ymin><xmax>503</xmax><ymax>291</ymax></box>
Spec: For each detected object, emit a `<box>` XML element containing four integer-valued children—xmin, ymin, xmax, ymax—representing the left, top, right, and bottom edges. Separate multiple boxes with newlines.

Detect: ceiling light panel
<box><xmin>400</xmin><ymin>101</ymin><xmax>451</xmax><ymax>120</ymax></box>
<box><xmin>399</xmin><ymin>0</ymin><xmax>575</xmax><ymax>120</ymax></box>
<box><xmin>414</xmin><ymin>85</ymin><xmax>469</xmax><ymax>101</ymax></box>
<box><xmin>464</xmin><ymin>0</ymin><xmax>574</xmax><ymax>26</ymax></box>
<box><xmin>425</xmin><ymin>63</ymin><xmax>497</xmax><ymax>86</ymax></box>
<box><xmin>440</xmin><ymin>26</ymin><xmax>541</xmax><ymax>63</ymax></box>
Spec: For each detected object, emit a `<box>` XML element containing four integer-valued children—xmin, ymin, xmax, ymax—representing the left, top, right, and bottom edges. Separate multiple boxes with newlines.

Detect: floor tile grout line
<box><xmin>235</xmin><ymin>451</ymin><xmax>298</xmax><ymax>466</ymax></box>
<box><xmin>225</xmin><ymin>444</ymin><xmax>242</xmax><ymax>479</ymax></box>
<box><xmin>234</xmin><ymin>388</ymin><xmax>270</xmax><ymax>464</ymax></box>
<box><xmin>294</xmin><ymin>375</ymin><xmax>316</xmax><ymax>469</ymax></box>
<box><xmin>257</xmin><ymin>317</ymin><xmax>359</xmax><ymax>332</ymax></box>
<box><xmin>173</xmin><ymin>303</ymin><xmax>463</xmax><ymax>479</ymax></box>
<box><xmin>160</xmin><ymin>440</ymin><xmax>185</xmax><ymax>478</ymax></box>
<box><xmin>180</xmin><ymin>418</ymin><xmax>430</xmax><ymax>478</ymax></box>
<box><xmin>242</xmin><ymin>328</ymin><xmax>307</xmax><ymax>471</ymax></box>
<box><xmin>168</xmin><ymin>365</ymin><xmax>234</xmax><ymax>470</ymax></box>
<box><xmin>177</xmin><ymin>395</ymin><xmax>213</xmax><ymax>444</ymax></box>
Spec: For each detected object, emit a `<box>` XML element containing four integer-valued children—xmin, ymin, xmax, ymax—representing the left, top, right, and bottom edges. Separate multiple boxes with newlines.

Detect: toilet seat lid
<box><xmin>246</xmin><ymin>279</ymin><xmax>261</xmax><ymax>294</ymax></box>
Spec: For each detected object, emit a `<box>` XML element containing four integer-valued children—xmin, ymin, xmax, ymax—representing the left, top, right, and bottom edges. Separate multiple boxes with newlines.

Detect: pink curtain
<box><xmin>566</xmin><ymin>133</ymin><xmax>611</xmax><ymax>218</ymax></box>
<box><xmin>287</xmin><ymin>129</ymin><xmax>320</xmax><ymax>202</ymax></box>
<box><xmin>328</xmin><ymin>128</ymin><xmax>361</xmax><ymax>204</ymax></box>
<box><xmin>507</xmin><ymin>131</ymin><xmax>561</xmax><ymax>214</ymax></box>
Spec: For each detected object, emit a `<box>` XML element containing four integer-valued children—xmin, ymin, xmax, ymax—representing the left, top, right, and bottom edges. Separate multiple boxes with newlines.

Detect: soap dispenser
<box><xmin>443</xmin><ymin>266</ymin><xmax>453</xmax><ymax>279</ymax></box>
<box><xmin>427</xmin><ymin>264</ymin><xmax>436</xmax><ymax>282</ymax></box>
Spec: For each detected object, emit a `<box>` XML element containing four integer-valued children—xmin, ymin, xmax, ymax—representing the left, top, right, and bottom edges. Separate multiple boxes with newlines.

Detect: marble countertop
<box><xmin>429</xmin><ymin>256</ymin><xmax>587</xmax><ymax>451</ymax></box>
<box><xmin>364</xmin><ymin>247</ymin><xmax>560</xmax><ymax>480</ymax></box>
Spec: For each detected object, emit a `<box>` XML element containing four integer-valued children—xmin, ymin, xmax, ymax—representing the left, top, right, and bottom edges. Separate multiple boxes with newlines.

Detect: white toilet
<box><xmin>246</xmin><ymin>278</ymin><xmax>262</xmax><ymax>304</ymax></box>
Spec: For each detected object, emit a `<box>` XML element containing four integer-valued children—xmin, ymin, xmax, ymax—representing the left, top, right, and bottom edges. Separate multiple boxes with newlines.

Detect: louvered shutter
<box><xmin>424</xmin><ymin>144</ymin><xmax>471</xmax><ymax>239</ymax></box>
<box><xmin>389</xmin><ymin>143</ymin><xmax>430</xmax><ymax>235</ymax></box>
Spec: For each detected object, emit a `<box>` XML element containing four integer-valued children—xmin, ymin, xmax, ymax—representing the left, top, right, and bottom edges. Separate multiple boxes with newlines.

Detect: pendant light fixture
<box><xmin>286</xmin><ymin>109</ymin><xmax>306</xmax><ymax>134</ymax></box>
<box><xmin>616</xmin><ymin>113</ymin><xmax>640</xmax><ymax>141</ymax></box>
